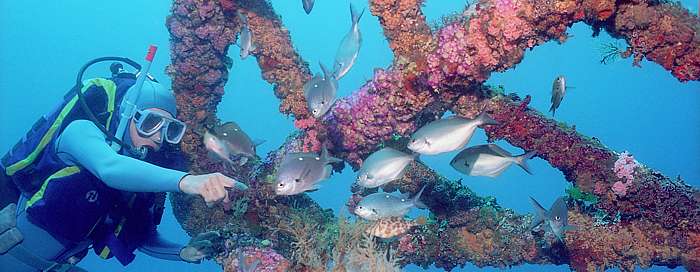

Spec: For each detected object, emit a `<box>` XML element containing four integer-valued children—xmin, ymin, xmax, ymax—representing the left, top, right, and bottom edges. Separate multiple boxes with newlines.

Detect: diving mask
<box><xmin>132</xmin><ymin>109</ymin><xmax>186</xmax><ymax>144</ymax></box>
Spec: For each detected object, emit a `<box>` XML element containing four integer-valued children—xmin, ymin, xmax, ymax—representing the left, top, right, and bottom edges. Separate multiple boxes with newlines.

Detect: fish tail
<box><xmin>477</xmin><ymin>111</ymin><xmax>499</xmax><ymax>126</ymax></box>
<box><xmin>350</xmin><ymin>3</ymin><xmax>364</xmax><ymax>25</ymax></box>
<box><xmin>515</xmin><ymin>151</ymin><xmax>536</xmax><ymax>175</ymax></box>
<box><xmin>412</xmin><ymin>185</ymin><xmax>428</xmax><ymax>209</ymax></box>
<box><xmin>549</xmin><ymin>105</ymin><xmax>556</xmax><ymax>115</ymax></box>
<box><xmin>529</xmin><ymin>196</ymin><xmax>546</xmax><ymax>230</ymax></box>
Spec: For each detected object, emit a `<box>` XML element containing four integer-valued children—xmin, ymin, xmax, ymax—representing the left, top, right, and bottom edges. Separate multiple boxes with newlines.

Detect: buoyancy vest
<box><xmin>0</xmin><ymin>74</ymin><xmax>172</xmax><ymax>266</ymax></box>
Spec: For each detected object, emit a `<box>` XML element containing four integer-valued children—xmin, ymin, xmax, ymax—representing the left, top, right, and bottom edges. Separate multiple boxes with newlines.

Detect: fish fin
<box><xmin>250</xmin><ymin>43</ymin><xmax>257</xmax><ymax>51</ymax></box>
<box><xmin>321</xmin><ymin>146</ymin><xmax>343</xmax><ymax>164</ymax></box>
<box><xmin>529</xmin><ymin>196</ymin><xmax>547</xmax><ymax>230</ymax></box>
<box><xmin>306</xmin><ymin>185</ymin><xmax>321</xmax><ymax>193</ymax></box>
<box><xmin>486</xmin><ymin>144</ymin><xmax>513</xmax><ymax>157</ymax></box>
<box><xmin>350</xmin><ymin>3</ymin><xmax>365</xmax><ymax>25</ymax></box>
<box><xmin>515</xmin><ymin>151</ymin><xmax>536</xmax><ymax>175</ymax></box>
<box><xmin>412</xmin><ymin>185</ymin><xmax>428</xmax><ymax>209</ymax></box>
<box><xmin>563</xmin><ymin>224</ymin><xmax>579</xmax><ymax>232</ymax></box>
<box><xmin>321</xmin><ymin>165</ymin><xmax>333</xmax><ymax>180</ymax></box>
<box><xmin>253</xmin><ymin>139</ymin><xmax>266</xmax><ymax>146</ymax></box>
<box><xmin>476</xmin><ymin>111</ymin><xmax>499</xmax><ymax>126</ymax></box>
<box><xmin>319</xmin><ymin>62</ymin><xmax>332</xmax><ymax>81</ymax></box>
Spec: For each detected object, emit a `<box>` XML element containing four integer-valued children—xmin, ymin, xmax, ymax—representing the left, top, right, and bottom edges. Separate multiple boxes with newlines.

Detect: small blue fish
<box><xmin>237</xmin><ymin>13</ymin><xmax>256</xmax><ymax>59</ymax></box>
<box><xmin>275</xmin><ymin>147</ymin><xmax>343</xmax><ymax>195</ymax></box>
<box><xmin>332</xmin><ymin>3</ymin><xmax>364</xmax><ymax>80</ymax></box>
<box><xmin>304</xmin><ymin>62</ymin><xmax>338</xmax><ymax>118</ymax></box>
<box><xmin>529</xmin><ymin>196</ymin><xmax>578</xmax><ymax>242</ymax></box>
<box><xmin>302</xmin><ymin>0</ymin><xmax>314</xmax><ymax>14</ymax></box>
<box><xmin>355</xmin><ymin>185</ymin><xmax>427</xmax><ymax>221</ymax></box>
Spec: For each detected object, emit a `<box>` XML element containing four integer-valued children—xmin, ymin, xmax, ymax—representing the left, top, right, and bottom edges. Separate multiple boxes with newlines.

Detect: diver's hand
<box><xmin>179</xmin><ymin>173</ymin><xmax>236</xmax><ymax>206</ymax></box>
<box><xmin>179</xmin><ymin>231</ymin><xmax>220</xmax><ymax>263</ymax></box>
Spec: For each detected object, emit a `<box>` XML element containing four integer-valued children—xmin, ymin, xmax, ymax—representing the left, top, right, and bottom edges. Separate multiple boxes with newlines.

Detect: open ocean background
<box><xmin>1</xmin><ymin>1</ymin><xmax>698</xmax><ymax>271</ymax></box>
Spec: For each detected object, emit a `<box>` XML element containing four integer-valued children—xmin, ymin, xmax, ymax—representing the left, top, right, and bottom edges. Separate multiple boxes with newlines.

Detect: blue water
<box><xmin>1</xmin><ymin>1</ymin><xmax>698</xmax><ymax>271</ymax></box>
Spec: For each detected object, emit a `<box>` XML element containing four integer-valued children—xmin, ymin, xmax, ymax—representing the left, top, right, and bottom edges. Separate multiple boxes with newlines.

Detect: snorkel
<box><xmin>72</xmin><ymin>45</ymin><xmax>161</xmax><ymax>159</ymax></box>
<box><xmin>111</xmin><ymin>45</ymin><xmax>158</xmax><ymax>158</ymax></box>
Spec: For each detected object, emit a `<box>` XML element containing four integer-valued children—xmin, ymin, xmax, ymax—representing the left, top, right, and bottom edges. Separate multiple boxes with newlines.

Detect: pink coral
<box><xmin>398</xmin><ymin>234</ymin><xmax>417</xmax><ymax>254</ymax></box>
<box><xmin>611</xmin><ymin>151</ymin><xmax>639</xmax><ymax>196</ymax></box>
<box><xmin>224</xmin><ymin>247</ymin><xmax>290</xmax><ymax>272</ymax></box>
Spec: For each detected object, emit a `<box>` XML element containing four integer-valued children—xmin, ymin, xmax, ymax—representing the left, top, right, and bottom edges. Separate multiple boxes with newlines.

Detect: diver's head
<box><xmin>127</xmin><ymin>81</ymin><xmax>185</xmax><ymax>153</ymax></box>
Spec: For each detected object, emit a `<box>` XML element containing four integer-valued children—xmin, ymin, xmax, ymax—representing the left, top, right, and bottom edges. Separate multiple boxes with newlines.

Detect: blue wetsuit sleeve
<box><xmin>137</xmin><ymin>230</ymin><xmax>185</xmax><ymax>262</ymax></box>
<box><xmin>54</xmin><ymin>120</ymin><xmax>186</xmax><ymax>192</ymax></box>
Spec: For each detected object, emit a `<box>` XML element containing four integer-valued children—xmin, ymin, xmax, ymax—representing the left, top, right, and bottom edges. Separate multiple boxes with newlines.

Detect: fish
<box><xmin>407</xmin><ymin>112</ymin><xmax>499</xmax><ymax>155</ymax></box>
<box><xmin>332</xmin><ymin>3</ymin><xmax>364</xmax><ymax>80</ymax></box>
<box><xmin>275</xmin><ymin>147</ymin><xmax>343</xmax><ymax>195</ymax></box>
<box><xmin>204</xmin><ymin>130</ymin><xmax>235</xmax><ymax>165</ymax></box>
<box><xmin>355</xmin><ymin>185</ymin><xmax>427</xmax><ymax>221</ymax></box>
<box><xmin>366</xmin><ymin>216</ymin><xmax>426</xmax><ymax>239</ymax></box>
<box><xmin>450</xmin><ymin>144</ymin><xmax>536</xmax><ymax>177</ymax></box>
<box><xmin>237</xmin><ymin>13</ymin><xmax>256</xmax><ymax>59</ymax></box>
<box><xmin>529</xmin><ymin>196</ymin><xmax>578</xmax><ymax>242</ymax></box>
<box><xmin>356</xmin><ymin>147</ymin><xmax>418</xmax><ymax>188</ymax></box>
<box><xmin>549</xmin><ymin>75</ymin><xmax>566</xmax><ymax>115</ymax></box>
<box><xmin>302</xmin><ymin>0</ymin><xmax>314</xmax><ymax>14</ymax></box>
<box><xmin>304</xmin><ymin>62</ymin><xmax>338</xmax><ymax>118</ymax></box>
<box><xmin>203</xmin><ymin>122</ymin><xmax>263</xmax><ymax>166</ymax></box>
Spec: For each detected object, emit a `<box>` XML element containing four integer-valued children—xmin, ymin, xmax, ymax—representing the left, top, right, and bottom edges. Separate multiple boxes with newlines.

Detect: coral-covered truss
<box><xmin>166</xmin><ymin>0</ymin><xmax>699</xmax><ymax>271</ymax></box>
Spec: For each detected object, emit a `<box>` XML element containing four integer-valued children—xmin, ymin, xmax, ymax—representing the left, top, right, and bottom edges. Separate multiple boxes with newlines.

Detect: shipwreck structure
<box><xmin>164</xmin><ymin>0</ymin><xmax>699</xmax><ymax>271</ymax></box>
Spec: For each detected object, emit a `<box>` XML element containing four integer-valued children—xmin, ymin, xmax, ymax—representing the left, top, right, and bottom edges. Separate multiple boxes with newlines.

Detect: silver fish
<box><xmin>355</xmin><ymin>185</ymin><xmax>427</xmax><ymax>221</ymax></box>
<box><xmin>302</xmin><ymin>0</ymin><xmax>314</xmax><ymax>14</ymax></box>
<box><xmin>529</xmin><ymin>196</ymin><xmax>577</xmax><ymax>242</ymax></box>
<box><xmin>450</xmin><ymin>144</ymin><xmax>535</xmax><ymax>177</ymax></box>
<box><xmin>332</xmin><ymin>3</ymin><xmax>364</xmax><ymax>80</ymax></box>
<box><xmin>550</xmin><ymin>75</ymin><xmax>566</xmax><ymax>115</ymax></box>
<box><xmin>203</xmin><ymin>122</ymin><xmax>262</xmax><ymax>166</ymax></box>
<box><xmin>204</xmin><ymin>130</ymin><xmax>235</xmax><ymax>165</ymax></box>
<box><xmin>238</xmin><ymin>13</ymin><xmax>256</xmax><ymax>59</ymax></box>
<box><xmin>357</xmin><ymin>147</ymin><xmax>418</xmax><ymax>188</ymax></box>
<box><xmin>304</xmin><ymin>62</ymin><xmax>338</xmax><ymax>118</ymax></box>
<box><xmin>408</xmin><ymin>112</ymin><xmax>499</xmax><ymax>155</ymax></box>
<box><xmin>275</xmin><ymin>147</ymin><xmax>342</xmax><ymax>195</ymax></box>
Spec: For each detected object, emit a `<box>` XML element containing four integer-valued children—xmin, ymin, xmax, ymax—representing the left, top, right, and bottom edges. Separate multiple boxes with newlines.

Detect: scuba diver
<box><xmin>0</xmin><ymin>48</ymin><xmax>243</xmax><ymax>271</ymax></box>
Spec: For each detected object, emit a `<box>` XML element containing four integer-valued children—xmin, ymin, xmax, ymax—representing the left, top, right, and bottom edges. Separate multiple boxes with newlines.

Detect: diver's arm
<box><xmin>137</xmin><ymin>230</ymin><xmax>186</xmax><ymax>262</ymax></box>
<box><xmin>54</xmin><ymin>120</ymin><xmax>185</xmax><ymax>192</ymax></box>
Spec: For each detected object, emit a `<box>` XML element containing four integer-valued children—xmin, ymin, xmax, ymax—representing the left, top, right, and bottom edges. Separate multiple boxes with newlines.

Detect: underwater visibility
<box><xmin>0</xmin><ymin>0</ymin><xmax>699</xmax><ymax>272</ymax></box>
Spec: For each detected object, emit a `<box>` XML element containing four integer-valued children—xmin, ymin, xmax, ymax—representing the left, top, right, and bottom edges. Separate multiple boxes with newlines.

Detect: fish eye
<box><xmin>294</xmin><ymin>178</ymin><xmax>301</xmax><ymax>183</ymax></box>
<box><xmin>554</xmin><ymin>216</ymin><xmax>560</xmax><ymax>221</ymax></box>
<box><xmin>278</xmin><ymin>183</ymin><xmax>284</xmax><ymax>187</ymax></box>
<box><xmin>357</xmin><ymin>206</ymin><xmax>363</xmax><ymax>210</ymax></box>
<box><xmin>321</xmin><ymin>101</ymin><xmax>325</xmax><ymax>105</ymax></box>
